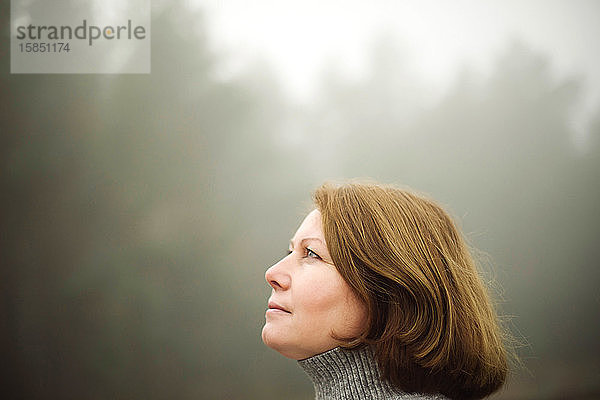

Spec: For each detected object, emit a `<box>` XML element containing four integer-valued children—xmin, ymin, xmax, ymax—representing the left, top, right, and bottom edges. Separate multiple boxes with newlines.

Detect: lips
<box><xmin>268</xmin><ymin>300</ymin><xmax>291</xmax><ymax>313</ymax></box>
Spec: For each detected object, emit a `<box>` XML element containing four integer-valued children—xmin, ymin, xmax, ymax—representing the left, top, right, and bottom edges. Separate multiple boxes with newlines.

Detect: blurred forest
<box><xmin>1</xmin><ymin>2</ymin><xmax>599</xmax><ymax>399</ymax></box>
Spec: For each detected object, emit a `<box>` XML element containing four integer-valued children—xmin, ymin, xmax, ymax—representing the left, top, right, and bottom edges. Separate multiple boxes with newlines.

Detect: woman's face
<box><xmin>261</xmin><ymin>209</ymin><xmax>367</xmax><ymax>360</ymax></box>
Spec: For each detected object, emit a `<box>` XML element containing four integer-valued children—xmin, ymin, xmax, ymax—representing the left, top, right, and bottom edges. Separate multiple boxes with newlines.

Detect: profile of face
<box><xmin>261</xmin><ymin>209</ymin><xmax>367</xmax><ymax>360</ymax></box>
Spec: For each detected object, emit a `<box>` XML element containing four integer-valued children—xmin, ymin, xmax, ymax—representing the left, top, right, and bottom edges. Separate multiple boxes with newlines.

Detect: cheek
<box><xmin>297</xmin><ymin>276</ymin><xmax>343</xmax><ymax>314</ymax></box>
<box><xmin>295</xmin><ymin>271</ymin><xmax>366</xmax><ymax>333</ymax></box>
<box><xmin>340</xmin><ymin>291</ymin><xmax>368</xmax><ymax>335</ymax></box>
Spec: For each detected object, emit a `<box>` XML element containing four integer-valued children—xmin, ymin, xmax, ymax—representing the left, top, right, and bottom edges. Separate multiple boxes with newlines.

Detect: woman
<box><xmin>262</xmin><ymin>181</ymin><xmax>509</xmax><ymax>400</ymax></box>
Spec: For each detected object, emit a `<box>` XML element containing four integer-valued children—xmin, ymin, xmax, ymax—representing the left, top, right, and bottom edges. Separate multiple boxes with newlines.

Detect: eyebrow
<box><xmin>289</xmin><ymin>237</ymin><xmax>325</xmax><ymax>249</ymax></box>
<box><xmin>289</xmin><ymin>237</ymin><xmax>334</xmax><ymax>265</ymax></box>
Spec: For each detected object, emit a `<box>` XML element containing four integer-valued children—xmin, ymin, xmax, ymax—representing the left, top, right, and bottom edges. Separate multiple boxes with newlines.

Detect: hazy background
<box><xmin>1</xmin><ymin>1</ymin><xmax>599</xmax><ymax>399</ymax></box>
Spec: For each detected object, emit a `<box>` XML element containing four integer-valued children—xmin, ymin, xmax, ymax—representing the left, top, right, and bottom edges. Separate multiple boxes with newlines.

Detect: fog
<box><xmin>1</xmin><ymin>1</ymin><xmax>599</xmax><ymax>399</ymax></box>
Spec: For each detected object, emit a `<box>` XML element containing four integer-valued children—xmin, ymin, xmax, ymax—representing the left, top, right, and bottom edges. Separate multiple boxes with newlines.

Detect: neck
<box><xmin>298</xmin><ymin>346</ymin><xmax>448</xmax><ymax>400</ymax></box>
<box><xmin>298</xmin><ymin>346</ymin><xmax>402</xmax><ymax>399</ymax></box>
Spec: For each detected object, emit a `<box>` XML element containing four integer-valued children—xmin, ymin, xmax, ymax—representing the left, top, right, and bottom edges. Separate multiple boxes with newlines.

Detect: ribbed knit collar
<box><xmin>298</xmin><ymin>346</ymin><xmax>447</xmax><ymax>400</ymax></box>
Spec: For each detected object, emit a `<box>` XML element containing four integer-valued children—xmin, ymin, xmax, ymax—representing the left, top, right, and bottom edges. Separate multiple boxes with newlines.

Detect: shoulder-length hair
<box><xmin>314</xmin><ymin>181</ymin><xmax>509</xmax><ymax>400</ymax></box>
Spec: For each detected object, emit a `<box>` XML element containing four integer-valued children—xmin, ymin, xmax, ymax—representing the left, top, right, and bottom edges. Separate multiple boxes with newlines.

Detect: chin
<box><xmin>261</xmin><ymin>324</ymin><xmax>302</xmax><ymax>360</ymax></box>
<box><xmin>261</xmin><ymin>324</ymin><xmax>283</xmax><ymax>352</ymax></box>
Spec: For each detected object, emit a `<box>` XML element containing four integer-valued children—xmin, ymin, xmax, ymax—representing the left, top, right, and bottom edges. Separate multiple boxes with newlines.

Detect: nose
<box><xmin>265</xmin><ymin>255</ymin><xmax>291</xmax><ymax>290</ymax></box>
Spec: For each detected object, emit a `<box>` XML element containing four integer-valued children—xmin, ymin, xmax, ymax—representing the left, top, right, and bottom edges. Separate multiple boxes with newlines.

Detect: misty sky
<box><xmin>198</xmin><ymin>0</ymin><xmax>600</xmax><ymax>148</ymax></box>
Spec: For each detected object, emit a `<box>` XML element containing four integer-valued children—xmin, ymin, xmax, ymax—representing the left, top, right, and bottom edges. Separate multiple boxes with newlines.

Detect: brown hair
<box><xmin>314</xmin><ymin>181</ymin><xmax>509</xmax><ymax>400</ymax></box>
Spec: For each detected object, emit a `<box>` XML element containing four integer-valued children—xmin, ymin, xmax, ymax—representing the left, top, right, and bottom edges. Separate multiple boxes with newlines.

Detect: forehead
<box><xmin>293</xmin><ymin>209</ymin><xmax>324</xmax><ymax>240</ymax></box>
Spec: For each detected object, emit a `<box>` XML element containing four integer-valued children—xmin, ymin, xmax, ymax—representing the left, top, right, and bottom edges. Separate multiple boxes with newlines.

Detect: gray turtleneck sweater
<box><xmin>298</xmin><ymin>346</ymin><xmax>448</xmax><ymax>400</ymax></box>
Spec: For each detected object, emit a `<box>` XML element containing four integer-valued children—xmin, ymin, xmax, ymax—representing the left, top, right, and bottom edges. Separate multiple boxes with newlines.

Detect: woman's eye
<box><xmin>306</xmin><ymin>248</ymin><xmax>321</xmax><ymax>259</ymax></box>
<box><xmin>286</xmin><ymin>249</ymin><xmax>293</xmax><ymax>256</ymax></box>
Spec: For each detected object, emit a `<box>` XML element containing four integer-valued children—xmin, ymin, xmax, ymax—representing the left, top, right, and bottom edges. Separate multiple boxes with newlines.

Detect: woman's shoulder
<box><xmin>392</xmin><ymin>393</ymin><xmax>449</xmax><ymax>400</ymax></box>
